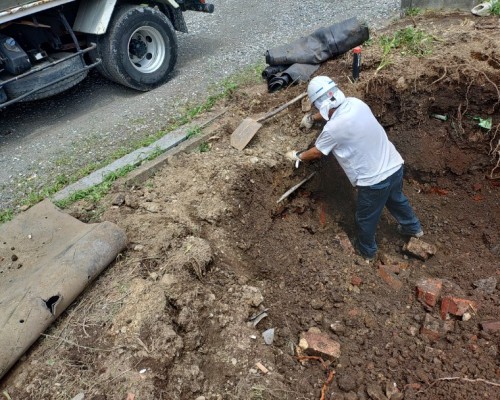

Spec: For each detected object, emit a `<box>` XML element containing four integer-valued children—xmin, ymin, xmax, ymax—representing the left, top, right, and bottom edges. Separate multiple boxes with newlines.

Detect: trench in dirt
<box><xmin>205</xmin><ymin>76</ymin><xmax>499</xmax><ymax>399</ymax></box>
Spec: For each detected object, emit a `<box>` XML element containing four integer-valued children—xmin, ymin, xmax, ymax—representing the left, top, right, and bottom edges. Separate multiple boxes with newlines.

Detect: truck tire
<box><xmin>4</xmin><ymin>53</ymin><xmax>87</xmax><ymax>101</ymax></box>
<box><xmin>96</xmin><ymin>5</ymin><xmax>178</xmax><ymax>91</ymax></box>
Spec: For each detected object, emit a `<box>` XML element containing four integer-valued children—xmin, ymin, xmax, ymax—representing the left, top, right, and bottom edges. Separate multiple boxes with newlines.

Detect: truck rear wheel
<box><xmin>96</xmin><ymin>5</ymin><xmax>178</xmax><ymax>91</ymax></box>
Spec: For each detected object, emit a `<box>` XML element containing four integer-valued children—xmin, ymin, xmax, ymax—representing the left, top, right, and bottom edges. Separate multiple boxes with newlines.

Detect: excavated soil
<box><xmin>1</xmin><ymin>11</ymin><xmax>499</xmax><ymax>400</ymax></box>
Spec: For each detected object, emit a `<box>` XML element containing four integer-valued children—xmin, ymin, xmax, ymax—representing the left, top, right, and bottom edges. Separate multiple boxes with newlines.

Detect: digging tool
<box><xmin>277</xmin><ymin>172</ymin><xmax>316</xmax><ymax>203</ymax></box>
<box><xmin>230</xmin><ymin>92</ymin><xmax>307</xmax><ymax>151</ymax></box>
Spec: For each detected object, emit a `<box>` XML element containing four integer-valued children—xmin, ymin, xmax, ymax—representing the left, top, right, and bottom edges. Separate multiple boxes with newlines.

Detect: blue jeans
<box><xmin>355</xmin><ymin>166</ymin><xmax>421</xmax><ymax>258</ymax></box>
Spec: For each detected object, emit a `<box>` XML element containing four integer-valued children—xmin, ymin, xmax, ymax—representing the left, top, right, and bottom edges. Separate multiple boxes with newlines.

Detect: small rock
<box><xmin>11</xmin><ymin>254</ymin><xmax>18</xmax><ymax>262</ymax></box>
<box><xmin>480</xmin><ymin>320</ymin><xmax>500</xmax><ymax>333</ymax></box>
<box><xmin>330</xmin><ymin>321</ymin><xmax>345</xmax><ymax>334</ymax></box>
<box><xmin>403</xmin><ymin>237</ymin><xmax>437</xmax><ymax>260</ymax></box>
<box><xmin>133</xmin><ymin>244</ymin><xmax>144</xmax><ymax>251</ymax></box>
<box><xmin>351</xmin><ymin>276</ymin><xmax>362</xmax><ymax>286</ymax></box>
<box><xmin>366</xmin><ymin>383</ymin><xmax>388</xmax><ymax>400</ymax></box>
<box><xmin>462</xmin><ymin>312</ymin><xmax>472</xmax><ymax>321</ymax></box>
<box><xmin>263</xmin><ymin>328</ymin><xmax>275</xmax><ymax>345</ymax></box>
<box><xmin>337</xmin><ymin>373</ymin><xmax>357</xmax><ymax>392</ymax></box>
<box><xmin>377</xmin><ymin>265</ymin><xmax>403</xmax><ymax>291</ymax></box>
<box><xmin>112</xmin><ymin>193</ymin><xmax>125</xmax><ymax>206</ymax></box>
<box><xmin>472</xmin><ymin>277</ymin><xmax>497</xmax><ymax>294</ymax></box>
<box><xmin>385</xmin><ymin>381</ymin><xmax>399</xmax><ymax>399</ymax></box>
<box><xmin>298</xmin><ymin>327</ymin><xmax>341</xmax><ymax>360</ymax></box>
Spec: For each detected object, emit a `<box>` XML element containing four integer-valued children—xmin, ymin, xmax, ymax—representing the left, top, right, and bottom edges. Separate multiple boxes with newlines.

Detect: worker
<box><xmin>286</xmin><ymin>76</ymin><xmax>423</xmax><ymax>260</ymax></box>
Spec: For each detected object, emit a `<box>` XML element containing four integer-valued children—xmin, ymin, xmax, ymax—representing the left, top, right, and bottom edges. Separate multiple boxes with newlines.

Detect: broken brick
<box><xmin>379</xmin><ymin>253</ymin><xmax>410</xmax><ymax>272</ymax></box>
<box><xmin>416</xmin><ymin>278</ymin><xmax>443</xmax><ymax>309</ymax></box>
<box><xmin>377</xmin><ymin>265</ymin><xmax>403</xmax><ymax>291</ymax></box>
<box><xmin>420</xmin><ymin>315</ymin><xmax>454</xmax><ymax>339</ymax></box>
<box><xmin>298</xmin><ymin>327</ymin><xmax>341</xmax><ymax>361</ymax></box>
<box><xmin>480</xmin><ymin>321</ymin><xmax>500</xmax><ymax>333</ymax></box>
<box><xmin>440</xmin><ymin>297</ymin><xmax>477</xmax><ymax>320</ymax></box>
<box><xmin>334</xmin><ymin>232</ymin><xmax>355</xmax><ymax>255</ymax></box>
<box><xmin>403</xmin><ymin>237</ymin><xmax>437</xmax><ymax>260</ymax></box>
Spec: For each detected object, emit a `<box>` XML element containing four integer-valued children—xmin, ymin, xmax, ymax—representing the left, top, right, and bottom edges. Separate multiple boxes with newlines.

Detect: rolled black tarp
<box><xmin>263</xmin><ymin>17</ymin><xmax>369</xmax><ymax>92</ymax></box>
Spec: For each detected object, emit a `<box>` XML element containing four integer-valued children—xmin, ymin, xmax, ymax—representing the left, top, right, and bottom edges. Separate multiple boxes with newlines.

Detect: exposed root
<box><xmin>416</xmin><ymin>376</ymin><xmax>500</xmax><ymax>395</ymax></box>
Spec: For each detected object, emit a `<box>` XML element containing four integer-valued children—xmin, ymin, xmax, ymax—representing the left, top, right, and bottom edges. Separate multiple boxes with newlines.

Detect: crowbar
<box><xmin>277</xmin><ymin>172</ymin><xmax>316</xmax><ymax>203</ymax></box>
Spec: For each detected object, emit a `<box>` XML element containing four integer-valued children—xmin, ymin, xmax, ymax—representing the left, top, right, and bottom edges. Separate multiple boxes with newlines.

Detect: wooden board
<box><xmin>230</xmin><ymin>118</ymin><xmax>262</xmax><ymax>151</ymax></box>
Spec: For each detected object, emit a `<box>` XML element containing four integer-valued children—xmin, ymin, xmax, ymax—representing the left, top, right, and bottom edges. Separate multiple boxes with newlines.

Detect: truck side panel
<box><xmin>0</xmin><ymin>0</ymin><xmax>74</xmax><ymax>24</ymax></box>
<box><xmin>73</xmin><ymin>0</ymin><xmax>116</xmax><ymax>35</ymax></box>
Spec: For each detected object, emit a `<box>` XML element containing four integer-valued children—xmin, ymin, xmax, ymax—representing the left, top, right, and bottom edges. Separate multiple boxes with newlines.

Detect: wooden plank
<box><xmin>230</xmin><ymin>118</ymin><xmax>262</xmax><ymax>151</ymax></box>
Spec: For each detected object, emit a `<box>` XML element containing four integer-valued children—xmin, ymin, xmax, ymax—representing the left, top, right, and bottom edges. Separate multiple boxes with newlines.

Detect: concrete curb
<box><xmin>52</xmin><ymin>110</ymin><xmax>226</xmax><ymax>202</ymax></box>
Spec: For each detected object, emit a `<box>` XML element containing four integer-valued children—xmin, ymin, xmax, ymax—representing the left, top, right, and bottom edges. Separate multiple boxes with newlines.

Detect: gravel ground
<box><xmin>0</xmin><ymin>0</ymin><xmax>401</xmax><ymax>212</ymax></box>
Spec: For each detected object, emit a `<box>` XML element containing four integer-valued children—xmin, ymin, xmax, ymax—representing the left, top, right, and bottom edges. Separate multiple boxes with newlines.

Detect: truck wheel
<box><xmin>4</xmin><ymin>53</ymin><xmax>87</xmax><ymax>101</ymax></box>
<box><xmin>97</xmin><ymin>5</ymin><xmax>178</xmax><ymax>91</ymax></box>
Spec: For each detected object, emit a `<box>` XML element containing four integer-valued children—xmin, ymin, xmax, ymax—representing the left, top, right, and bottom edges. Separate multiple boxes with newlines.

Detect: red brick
<box><xmin>377</xmin><ymin>265</ymin><xmax>403</xmax><ymax>291</ymax></box>
<box><xmin>298</xmin><ymin>327</ymin><xmax>341</xmax><ymax>361</ymax></box>
<box><xmin>480</xmin><ymin>321</ymin><xmax>500</xmax><ymax>333</ymax></box>
<box><xmin>440</xmin><ymin>297</ymin><xmax>477</xmax><ymax>320</ymax></box>
<box><xmin>416</xmin><ymin>278</ymin><xmax>443</xmax><ymax>309</ymax></box>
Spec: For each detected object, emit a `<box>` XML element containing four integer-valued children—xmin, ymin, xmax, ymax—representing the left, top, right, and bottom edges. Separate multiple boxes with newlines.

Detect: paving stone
<box><xmin>416</xmin><ymin>278</ymin><xmax>443</xmax><ymax>309</ymax></box>
<box><xmin>298</xmin><ymin>327</ymin><xmax>341</xmax><ymax>361</ymax></box>
<box><xmin>403</xmin><ymin>238</ymin><xmax>437</xmax><ymax>260</ymax></box>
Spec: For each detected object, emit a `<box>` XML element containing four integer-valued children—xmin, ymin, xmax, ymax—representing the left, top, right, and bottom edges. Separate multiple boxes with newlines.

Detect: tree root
<box><xmin>416</xmin><ymin>376</ymin><xmax>500</xmax><ymax>395</ymax></box>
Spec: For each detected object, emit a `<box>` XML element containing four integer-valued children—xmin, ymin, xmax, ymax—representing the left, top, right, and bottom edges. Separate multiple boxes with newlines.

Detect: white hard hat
<box><xmin>307</xmin><ymin>76</ymin><xmax>337</xmax><ymax>104</ymax></box>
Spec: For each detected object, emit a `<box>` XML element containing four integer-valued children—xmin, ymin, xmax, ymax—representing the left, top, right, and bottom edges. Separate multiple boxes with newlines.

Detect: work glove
<box><xmin>300</xmin><ymin>113</ymin><xmax>314</xmax><ymax>130</ymax></box>
<box><xmin>285</xmin><ymin>150</ymin><xmax>302</xmax><ymax>168</ymax></box>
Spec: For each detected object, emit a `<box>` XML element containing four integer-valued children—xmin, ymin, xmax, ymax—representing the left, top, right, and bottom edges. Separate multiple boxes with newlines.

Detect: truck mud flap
<box><xmin>0</xmin><ymin>44</ymin><xmax>100</xmax><ymax>108</ymax></box>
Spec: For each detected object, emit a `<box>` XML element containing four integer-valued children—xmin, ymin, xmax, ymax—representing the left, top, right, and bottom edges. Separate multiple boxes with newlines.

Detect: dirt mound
<box><xmin>1</xmin><ymin>11</ymin><xmax>499</xmax><ymax>400</ymax></box>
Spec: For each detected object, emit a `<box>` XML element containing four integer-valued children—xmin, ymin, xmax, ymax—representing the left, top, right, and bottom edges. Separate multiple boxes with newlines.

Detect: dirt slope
<box><xmin>1</xmin><ymin>11</ymin><xmax>499</xmax><ymax>400</ymax></box>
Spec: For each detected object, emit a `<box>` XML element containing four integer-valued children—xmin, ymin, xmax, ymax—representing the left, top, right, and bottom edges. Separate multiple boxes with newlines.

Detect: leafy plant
<box><xmin>199</xmin><ymin>142</ymin><xmax>210</xmax><ymax>153</ymax></box>
<box><xmin>492</xmin><ymin>1</ymin><xmax>500</xmax><ymax>15</ymax></box>
<box><xmin>405</xmin><ymin>7</ymin><xmax>422</xmax><ymax>16</ymax></box>
<box><xmin>186</xmin><ymin>126</ymin><xmax>202</xmax><ymax>139</ymax></box>
<box><xmin>377</xmin><ymin>27</ymin><xmax>434</xmax><ymax>71</ymax></box>
<box><xmin>0</xmin><ymin>209</ymin><xmax>14</xmax><ymax>224</ymax></box>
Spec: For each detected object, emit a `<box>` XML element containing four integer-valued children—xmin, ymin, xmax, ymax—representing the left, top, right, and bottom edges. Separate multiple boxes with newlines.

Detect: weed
<box><xmin>54</xmin><ymin>164</ymin><xmax>136</xmax><ymax>208</ymax></box>
<box><xmin>0</xmin><ymin>209</ymin><xmax>13</xmax><ymax>224</ymax></box>
<box><xmin>199</xmin><ymin>142</ymin><xmax>210</xmax><ymax>153</ymax></box>
<box><xmin>405</xmin><ymin>7</ymin><xmax>422</xmax><ymax>16</ymax></box>
<box><xmin>377</xmin><ymin>27</ymin><xmax>434</xmax><ymax>71</ymax></box>
<box><xmin>186</xmin><ymin>126</ymin><xmax>202</xmax><ymax>139</ymax></box>
<box><xmin>492</xmin><ymin>1</ymin><xmax>500</xmax><ymax>16</ymax></box>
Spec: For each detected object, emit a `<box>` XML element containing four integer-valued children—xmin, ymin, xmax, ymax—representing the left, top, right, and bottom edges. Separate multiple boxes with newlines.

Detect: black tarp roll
<box><xmin>265</xmin><ymin>17</ymin><xmax>369</xmax><ymax>66</ymax></box>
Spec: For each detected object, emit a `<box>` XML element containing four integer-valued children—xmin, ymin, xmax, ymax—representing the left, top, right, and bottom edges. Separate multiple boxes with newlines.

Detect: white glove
<box><xmin>300</xmin><ymin>113</ymin><xmax>314</xmax><ymax>130</ymax></box>
<box><xmin>285</xmin><ymin>150</ymin><xmax>301</xmax><ymax>168</ymax></box>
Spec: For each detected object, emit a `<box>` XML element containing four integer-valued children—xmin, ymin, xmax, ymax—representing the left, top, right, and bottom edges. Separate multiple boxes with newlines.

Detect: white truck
<box><xmin>0</xmin><ymin>0</ymin><xmax>214</xmax><ymax>108</ymax></box>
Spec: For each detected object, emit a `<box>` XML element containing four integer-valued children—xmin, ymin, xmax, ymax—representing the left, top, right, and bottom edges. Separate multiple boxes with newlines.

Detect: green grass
<box><xmin>377</xmin><ymin>27</ymin><xmax>434</xmax><ymax>71</ymax></box>
<box><xmin>405</xmin><ymin>7</ymin><xmax>422</xmax><ymax>16</ymax></box>
<box><xmin>0</xmin><ymin>209</ymin><xmax>14</xmax><ymax>224</ymax></box>
<box><xmin>199</xmin><ymin>142</ymin><xmax>210</xmax><ymax>153</ymax></box>
<box><xmin>54</xmin><ymin>164</ymin><xmax>136</xmax><ymax>209</ymax></box>
<box><xmin>492</xmin><ymin>1</ymin><xmax>500</xmax><ymax>15</ymax></box>
<box><xmin>0</xmin><ymin>62</ymin><xmax>264</xmax><ymax>224</ymax></box>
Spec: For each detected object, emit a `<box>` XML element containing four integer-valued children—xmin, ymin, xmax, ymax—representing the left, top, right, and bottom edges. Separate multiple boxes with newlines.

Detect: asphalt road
<box><xmin>0</xmin><ymin>0</ymin><xmax>401</xmax><ymax>212</ymax></box>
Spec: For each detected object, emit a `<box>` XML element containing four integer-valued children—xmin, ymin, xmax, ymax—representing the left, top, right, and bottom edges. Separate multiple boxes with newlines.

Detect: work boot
<box><xmin>397</xmin><ymin>225</ymin><xmax>424</xmax><ymax>238</ymax></box>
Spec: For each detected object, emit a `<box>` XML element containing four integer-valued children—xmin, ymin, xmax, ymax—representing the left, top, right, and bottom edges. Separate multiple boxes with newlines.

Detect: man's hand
<box><xmin>285</xmin><ymin>150</ymin><xmax>301</xmax><ymax>168</ymax></box>
<box><xmin>300</xmin><ymin>113</ymin><xmax>314</xmax><ymax>130</ymax></box>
